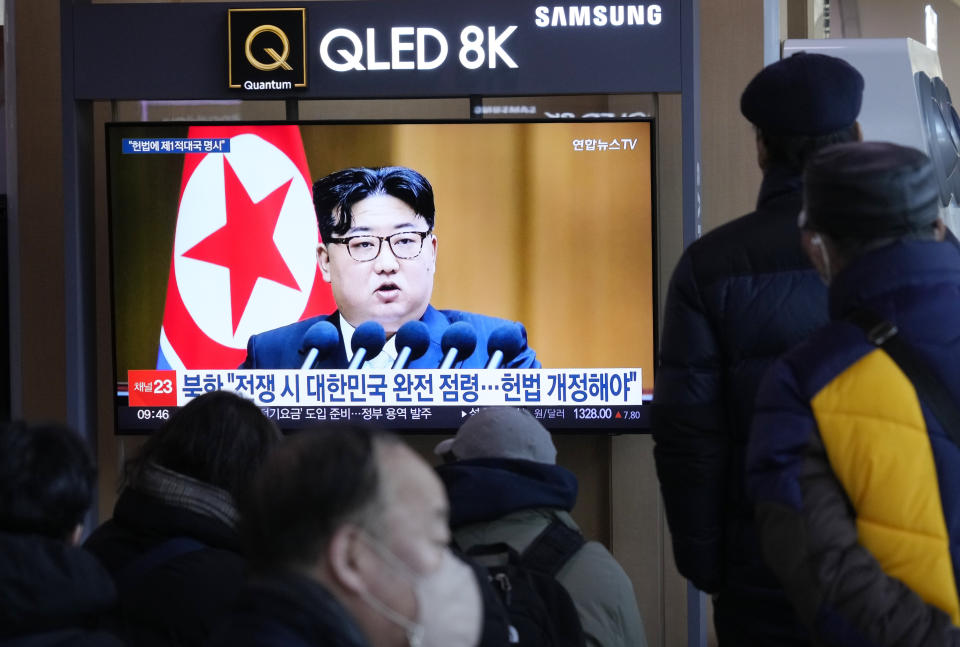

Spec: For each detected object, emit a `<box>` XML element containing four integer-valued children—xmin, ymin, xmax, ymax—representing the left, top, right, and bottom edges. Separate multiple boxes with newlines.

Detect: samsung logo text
<box><xmin>535</xmin><ymin>5</ymin><xmax>663</xmax><ymax>27</ymax></box>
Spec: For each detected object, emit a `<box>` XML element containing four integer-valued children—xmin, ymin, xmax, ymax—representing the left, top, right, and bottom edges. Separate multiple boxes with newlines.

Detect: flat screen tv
<box><xmin>107</xmin><ymin>120</ymin><xmax>656</xmax><ymax>432</ymax></box>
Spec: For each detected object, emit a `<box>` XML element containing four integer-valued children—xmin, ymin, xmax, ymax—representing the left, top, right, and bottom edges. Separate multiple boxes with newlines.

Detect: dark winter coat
<box><xmin>748</xmin><ymin>239</ymin><xmax>960</xmax><ymax>646</ymax></box>
<box><xmin>652</xmin><ymin>165</ymin><xmax>826</xmax><ymax>645</ymax></box>
<box><xmin>206</xmin><ymin>572</ymin><xmax>372</xmax><ymax>647</ymax></box>
<box><xmin>0</xmin><ymin>531</ymin><xmax>123</xmax><ymax>647</ymax></box>
<box><xmin>84</xmin><ymin>486</ymin><xmax>245</xmax><ymax>647</ymax></box>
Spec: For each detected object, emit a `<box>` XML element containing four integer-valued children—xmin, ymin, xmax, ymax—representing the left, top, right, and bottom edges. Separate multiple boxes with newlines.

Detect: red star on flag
<box><xmin>182</xmin><ymin>158</ymin><xmax>301</xmax><ymax>334</ymax></box>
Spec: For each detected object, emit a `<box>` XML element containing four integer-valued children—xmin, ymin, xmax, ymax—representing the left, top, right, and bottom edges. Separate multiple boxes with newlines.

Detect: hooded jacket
<box><xmin>438</xmin><ymin>458</ymin><xmax>647</xmax><ymax>647</ymax></box>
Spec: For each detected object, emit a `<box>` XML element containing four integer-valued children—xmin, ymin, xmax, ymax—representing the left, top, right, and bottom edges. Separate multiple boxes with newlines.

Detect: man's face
<box><xmin>318</xmin><ymin>194</ymin><xmax>438</xmax><ymax>336</ymax></box>
<box><xmin>357</xmin><ymin>443</ymin><xmax>451</xmax><ymax>645</ymax></box>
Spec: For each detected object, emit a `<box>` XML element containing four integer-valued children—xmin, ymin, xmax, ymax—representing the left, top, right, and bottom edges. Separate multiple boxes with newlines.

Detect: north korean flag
<box><xmin>156</xmin><ymin>125</ymin><xmax>335</xmax><ymax>370</ymax></box>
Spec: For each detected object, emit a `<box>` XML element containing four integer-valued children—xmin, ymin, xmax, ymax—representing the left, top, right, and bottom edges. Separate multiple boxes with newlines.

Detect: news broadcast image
<box><xmin>108</xmin><ymin>121</ymin><xmax>654</xmax><ymax>431</ymax></box>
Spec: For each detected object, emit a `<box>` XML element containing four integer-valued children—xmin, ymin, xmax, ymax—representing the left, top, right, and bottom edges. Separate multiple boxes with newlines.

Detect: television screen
<box><xmin>107</xmin><ymin>120</ymin><xmax>655</xmax><ymax>432</ymax></box>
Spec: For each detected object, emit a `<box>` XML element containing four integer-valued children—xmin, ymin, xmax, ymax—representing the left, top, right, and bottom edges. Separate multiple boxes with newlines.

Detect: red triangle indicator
<box><xmin>615</xmin><ymin>411</ymin><xmax>622</xmax><ymax>419</ymax></box>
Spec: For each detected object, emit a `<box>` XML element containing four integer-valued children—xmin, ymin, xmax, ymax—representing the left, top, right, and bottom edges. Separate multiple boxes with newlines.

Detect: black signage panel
<box><xmin>72</xmin><ymin>3</ymin><xmax>228</xmax><ymax>101</ymax></box>
<box><xmin>228</xmin><ymin>8</ymin><xmax>308</xmax><ymax>90</ymax></box>
<box><xmin>72</xmin><ymin>1</ymin><xmax>683</xmax><ymax>100</ymax></box>
<box><xmin>304</xmin><ymin>1</ymin><xmax>681</xmax><ymax>97</ymax></box>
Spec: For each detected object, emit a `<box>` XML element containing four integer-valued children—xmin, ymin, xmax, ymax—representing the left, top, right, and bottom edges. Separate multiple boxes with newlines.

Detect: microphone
<box><xmin>439</xmin><ymin>322</ymin><xmax>478</xmax><ymax>369</ymax></box>
<box><xmin>485</xmin><ymin>324</ymin><xmax>525</xmax><ymax>369</ymax></box>
<box><xmin>392</xmin><ymin>321</ymin><xmax>431</xmax><ymax>369</ymax></box>
<box><xmin>299</xmin><ymin>321</ymin><xmax>341</xmax><ymax>370</ymax></box>
<box><xmin>348</xmin><ymin>321</ymin><xmax>386</xmax><ymax>370</ymax></box>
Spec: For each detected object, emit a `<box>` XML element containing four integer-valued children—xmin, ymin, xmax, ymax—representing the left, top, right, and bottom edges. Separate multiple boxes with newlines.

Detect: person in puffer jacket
<box><xmin>652</xmin><ymin>52</ymin><xmax>865</xmax><ymax>646</ymax></box>
<box><xmin>748</xmin><ymin>142</ymin><xmax>960</xmax><ymax>646</ymax></box>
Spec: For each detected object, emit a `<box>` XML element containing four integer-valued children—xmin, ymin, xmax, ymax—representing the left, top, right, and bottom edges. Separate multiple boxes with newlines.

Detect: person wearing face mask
<box><xmin>207</xmin><ymin>423</ymin><xmax>490</xmax><ymax>647</ymax></box>
<box><xmin>747</xmin><ymin>142</ymin><xmax>960</xmax><ymax>646</ymax></box>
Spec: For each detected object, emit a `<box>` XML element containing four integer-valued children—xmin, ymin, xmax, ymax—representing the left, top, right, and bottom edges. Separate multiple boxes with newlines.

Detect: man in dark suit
<box><xmin>241</xmin><ymin>166</ymin><xmax>539</xmax><ymax>369</ymax></box>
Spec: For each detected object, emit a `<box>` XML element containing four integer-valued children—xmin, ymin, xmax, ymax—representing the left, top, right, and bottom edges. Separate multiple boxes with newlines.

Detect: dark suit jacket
<box><xmin>240</xmin><ymin>305</ymin><xmax>540</xmax><ymax>369</ymax></box>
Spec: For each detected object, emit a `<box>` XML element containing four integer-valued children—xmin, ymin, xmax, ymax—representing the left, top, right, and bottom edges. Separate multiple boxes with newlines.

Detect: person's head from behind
<box><xmin>741</xmin><ymin>52</ymin><xmax>865</xmax><ymax>173</ymax></box>
<box><xmin>124</xmin><ymin>390</ymin><xmax>281</xmax><ymax>504</ymax></box>
<box><xmin>434</xmin><ymin>406</ymin><xmax>558</xmax><ymax>465</ymax></box>
<box><xmin>242</xmin><ymin>423</ymin><xmax>480</xmax><ymax>647</ymax></box>
<box><xmin>314</xmin><ymin>166</ymin><xmax>438</xmax><ymax>337</ymax></box>
<box><xmin>798</xmin><ymin>141</ymin><xmax>946</xmax><ymax>284</ymax></box>
<box><xmin>0</xmin><ymin>421</ymin><xmax>95</xmax><ymax>544</ymax></box>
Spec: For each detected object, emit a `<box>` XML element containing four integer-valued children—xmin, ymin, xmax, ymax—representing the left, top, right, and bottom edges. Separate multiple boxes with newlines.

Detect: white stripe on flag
<box><xmin>159</xmin><ymin>326</ymin><xmax>187</xmax><ymax>372</ymax></box>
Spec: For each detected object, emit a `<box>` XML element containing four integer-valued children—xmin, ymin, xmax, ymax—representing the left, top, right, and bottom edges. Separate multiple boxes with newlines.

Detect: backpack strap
<box><xmin>847</xmin><ymin>307</ymin><xmax>960</xmax><ymax>448</ymax></box>
<box><xmin>465</xmin><ymin>541</ymin><xmax>521</xmax><ymax>562</ymax></box>
<box><xmin>117</xmin><ymin>536</ymin><xmax>208</xmax><ymax>585</ymax></box>
<box><xmin>519</xmin><ymin>518</ymin><xmax>585</xmax><ymax>577</ymax></box>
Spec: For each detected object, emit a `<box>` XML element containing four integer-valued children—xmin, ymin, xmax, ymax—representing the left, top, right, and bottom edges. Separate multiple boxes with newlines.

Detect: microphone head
<box><xmin>396</xmin><ymin>320</ymin><xmax>431</xmax><ymax>362</ymax></box>
<box><xmin>352</xmin><ymin>321</ymin><xmax>387</xmax><ymax>357</ymax></box>
<box><xmin>441</xmin><ymin>321</ymin><xmax>478</xmax><ymax>362</ymax></box>
<box><xmin>300</xmin><ymin>321</ymin><xmax>341</xmax><ymax>355</ymax></box>
<box><xmin>487</xmin><ymin>323</ymin><xmax>525</xmax><ymax>363</ymax></box>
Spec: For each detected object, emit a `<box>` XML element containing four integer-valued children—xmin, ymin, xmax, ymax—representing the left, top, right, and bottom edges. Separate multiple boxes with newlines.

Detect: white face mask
<box><xmin>358</xmin><ymin>535</ymin><xmax>482</xmax><ymax>647</ymax></box>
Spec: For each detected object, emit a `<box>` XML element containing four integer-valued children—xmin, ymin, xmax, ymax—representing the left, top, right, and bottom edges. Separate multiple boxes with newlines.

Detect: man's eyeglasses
<box><xmin>327</xmin><ymin>231</ymin><xmax>433</xmax><ymax>262</ymax></box>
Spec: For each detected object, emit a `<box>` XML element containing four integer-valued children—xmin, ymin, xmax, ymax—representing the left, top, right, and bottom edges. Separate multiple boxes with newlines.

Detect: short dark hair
<box><xmin>759</xmin><ymin>123</ymin><xmax>860</xmax><ymax>173</ymax></box>
<box><xmin>240</xmin><ymin>423</ymin><xmax>399</xmax><ymax>571</ymax></box>
<box><xmin>0</xmin><ymin>421</ymin><xmax>96</xmax><ymax>539</ymax></box>
<box><xmin>313</xmin><ymin>166</ymin><xmax>436</xmax><ymax>244</ymax></box>
<box><xmin>124</xmin><ymin>390</ymin><xmax>281</xmax><ymax>503</ymax></box>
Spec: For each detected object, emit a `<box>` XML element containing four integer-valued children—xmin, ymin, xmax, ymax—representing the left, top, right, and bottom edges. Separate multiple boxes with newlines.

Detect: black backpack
<box><xmin>465</xmin><ymin>520</ymin><xmax>588</xmax><ymax>647</ymax></box>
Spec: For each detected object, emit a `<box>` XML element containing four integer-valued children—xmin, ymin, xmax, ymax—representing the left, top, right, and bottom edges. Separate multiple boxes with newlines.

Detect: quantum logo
<box><xmin>245</xmin><ymin>24</ymin><xmax>293</xmax><ymax>71</ymax></box>
<box><xmin>229</xmin><ymin>8</ymin><xmax>307</xmax><ymax>90</ymax></box>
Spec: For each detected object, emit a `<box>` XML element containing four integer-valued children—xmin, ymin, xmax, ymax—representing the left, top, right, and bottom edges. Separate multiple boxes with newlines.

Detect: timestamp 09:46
<box><xmin>135</xmin><ymin>408</ymin><xmax>173</xmax><ymax>421</ymax></box>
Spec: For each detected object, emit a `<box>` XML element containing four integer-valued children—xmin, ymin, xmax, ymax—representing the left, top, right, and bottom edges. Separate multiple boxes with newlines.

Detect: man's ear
<box><xmin>756</xmin><ymin>131</ymin><xmax>768</xmax><ymax>172</ymax></box>
<box><xmin>934</xmin><ymin>218</ymin><xmax>947</xmax><ymax>241</ymax></box>
<box><xmin>800</xmin><ymin>229</ymin><xmax>824</xmax><ymax>269</ymax></box>
<box><xmin>327</xmin><ymin>525</ymin><xmax>369</xmax><ymax>594</ymax></box>
<box><xmin>853</xmin><ymin>121</ymin><xmax>863</xmax><ymax>142</ymax></box>
<box><xmin>427</xmin><ymin>233</ymin><xmax>438</xmax><ymax>272</ymax></box>
<box><xmin>318</xmin><ymin>244</ymin><xmax>332</xmax><ymax>284</ymax></box>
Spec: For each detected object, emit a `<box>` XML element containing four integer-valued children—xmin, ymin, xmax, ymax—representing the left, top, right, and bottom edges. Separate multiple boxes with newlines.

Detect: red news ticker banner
<box><xmin>128</xmin><ymin>370</ymin><xmax>178</xmax><ymax>406</ymax></box>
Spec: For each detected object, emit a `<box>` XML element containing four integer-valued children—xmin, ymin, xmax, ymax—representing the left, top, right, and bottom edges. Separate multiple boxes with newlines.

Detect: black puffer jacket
<box><xmin>84</xmin><ymin>489</ymin><xmax>245</xmax><ymax>647</ymax></box>
<box><xmin>0</xmin><ymin>531</ymin><xmax>123</xmax><ymax>646</ymax></box>
<box><xmin>652</xmin><ymin>165</ymin><xmax>827</xmax><ymax>645</ymax></box>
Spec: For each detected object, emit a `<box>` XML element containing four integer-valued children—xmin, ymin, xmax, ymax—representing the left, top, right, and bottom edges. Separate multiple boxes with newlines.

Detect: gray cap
<box><xmin>803</xmin><ymin>141</ymin><xmax>940</xmax><ymax>239</ymax></box>
<box><xmin>434</xmin><ymin>407</ymin><xmax>557</xmax><ymax>464</ymax></box>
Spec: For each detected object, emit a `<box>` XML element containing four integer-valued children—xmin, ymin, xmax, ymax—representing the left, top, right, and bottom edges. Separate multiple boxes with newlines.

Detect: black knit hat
<box><xmin>802</xmin><ymin>142</ymin><xmax>940</xmax><ymax>239</ymax></box>
<box><xmin>741</xmin><ymin>52</ymin><xmax>865</xmax><ymax>136</ymax></box>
